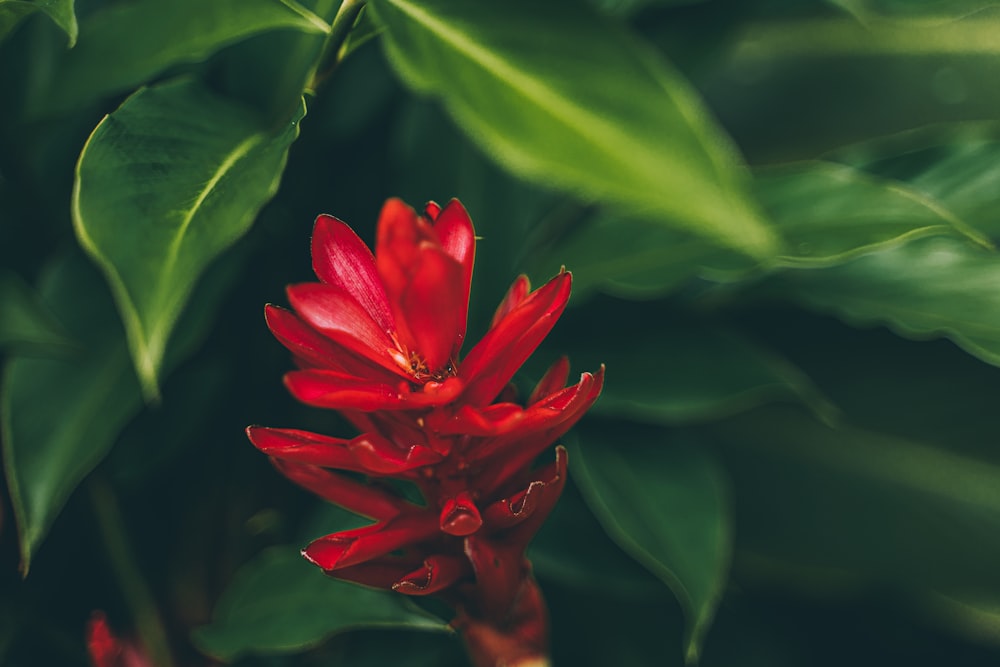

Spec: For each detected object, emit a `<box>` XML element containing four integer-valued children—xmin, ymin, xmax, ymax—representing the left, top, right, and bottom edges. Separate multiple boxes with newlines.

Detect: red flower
<box><xmin>86</xmin><ymin>612</ymin><xmax>152</xmax><ymax>667</ymax></box>
<box><xmin>267</xmin><ymin>198</ymin><xmax>573</xmax><ymax>411</ymax></box>
<box><xmin>251</xmin><ymin>198</ymin><xmax>602</xmax><ymax>667</ymax></box>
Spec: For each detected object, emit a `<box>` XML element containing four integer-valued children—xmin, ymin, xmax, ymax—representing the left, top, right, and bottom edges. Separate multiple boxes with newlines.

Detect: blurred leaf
<box><xmin>73</xmin><ymin>77</ymin><xmax>304</xmax><ymax>400</ymax></box>
<box><xmin>0</xmin><ymin>271</ymin><xmax>74</xmax><ymax>353</ymax></box>
<box><xmin>28</xmin><ymin>0</ymin><xmax>327</xmax><ymax>116</ymax></box>
<box><xmin>1</xmin><ymin>252</ymin><xmax>142</xmax><ymax>573</ymax></box>
<box><xmin>590</xmin><ymin>0</ymin><xmax>706</xmax><ymax>15</ymax></box>
<box><xmin>756</xmin><ymin>161</ymin><xmax>989</xmax><ymax>266</ymax></box>
<box><xmin>536</xmin><ymin>160</ymin><xmax>982</xmax><ymax>301</ymax></box>
<box><xmin>539</xmin><ymin>310</ymin><xmax>837</xmax><ymax>425</ymax></box>
<box><xmin>716</xmin><ymin>406</ymin><xmax>1000</xmax><ymax>600</ymax></box>
<box><xmin>0</xmin><ymin>0</ymin><xmax>76</xmax><ymax>46</ymax></box>
<box><xmin>370</xmin><ymin>0</ymin><xmax>780</xmax><ymax>258</ymax></box>
<box><xmin>571</xmin><ymin>426</ymin><xmax>732</xmax><ymax>663</ymax></box>
<box><xmin>192</xmin><ymin>546</ymin><xmax>450</xmax><ymax>661</ymax></box>
<box><xmin>341</xmin><ymin>5</ymin><xmax>383</xmax><ymax>60</ymax></box>
<box><xmin>920</xmin><ymin>591</ymin><xmax>1000</xmax><ymax>647</ymax></box>
<box><xmin>530</xmin><ymin>478</ymin><xmax>663</xmax><ymax>599</ymax></box>
<box><xmin>828</xmin><ymin>0</ymin><xmax>1000</xmax><ymax>21</ymax></box>
<box><xmin>763</xmin><ymin>236</ymin><xmax>1000</xmax><ymax>367</ymax></box>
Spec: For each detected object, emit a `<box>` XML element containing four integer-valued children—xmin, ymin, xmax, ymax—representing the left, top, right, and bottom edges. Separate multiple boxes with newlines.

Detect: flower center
<box><xmin>407</xmin><ymin>349</ymin><xmax>457</xmax><ymax>382</ymax></box>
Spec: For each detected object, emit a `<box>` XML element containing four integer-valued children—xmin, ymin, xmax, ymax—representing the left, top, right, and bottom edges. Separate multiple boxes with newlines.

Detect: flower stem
<box><xmin>89</xmin><ymin>478</ymin><xmax>175</xmax><ymax>667</ymax></box>
<box><xmin>309</xmin><ymin>0</ymin><xmax>367</xmax><ymax>90</ymax></box>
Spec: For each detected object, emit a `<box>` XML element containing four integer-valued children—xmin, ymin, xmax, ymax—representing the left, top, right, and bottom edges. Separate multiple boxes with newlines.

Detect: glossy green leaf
<box><xmin>0</xmin><ymin>272</ymin><xmax>74</xmax><ymax>353</ymax></box>
<box><xmin>537</xmin><ymin>160</ymin><xmax>981</xmax><ymax>300</ymax></box>
<box><xmin>572</xmin><ymin>426</ymin><xmax>732</xmax><ymax>663</ymax></box>
<box><xmin>716</xmin><ymin>406</ymin><xmax>1000</xmax><ymax>599</ymax></box>
<box><xmin>29</xmin><ymin>0</ymin><xmax>327</xmax><ymax>115</ymax></box>
<box><xmin>0</xmin><ymin>0</ymin><xmax>76</xmax><ymax>46</ymax></box>
<box><xmin>538</xmin><ymin>310</ymin><xmax>836</xmax><ymax>425</ymax></box>
<box><xmin>765</xmin><ymin>236</ymin><xmax>1000</xmax><ymax>367</ymax></box>
<box><xmin>828</xmin><ymin>0</ymin><xmax>1000</xmax><ymax>21</ymax></box>
<box><xmin>756</xmin><ymin>161</ymin><xmax>989</xmax><ymax>266</ymax></box>
<box><xmin>73</xmin><ymin>77</ymin><xmax>305</xmax><ymax>399</ymax></box>
<box><xmin>370</xmin><ymin>0</ymin><xmax>780</xmax><ymax>258</ymax></box>
<box><xmin>192</xmin><ymin>546</ymin><xmax>451</xmax><ymax>661</ymax></box>
<box><xmin>1</xmin><ymin>253</ymin><xmax>142</xmax><ymax>573</ymax></box>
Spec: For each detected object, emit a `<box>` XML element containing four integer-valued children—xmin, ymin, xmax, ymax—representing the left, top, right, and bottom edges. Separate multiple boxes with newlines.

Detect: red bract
<box><xmin>251</xmin><ymin>198</ymin><xmax>602</xmax><ymax>667</ymax></box>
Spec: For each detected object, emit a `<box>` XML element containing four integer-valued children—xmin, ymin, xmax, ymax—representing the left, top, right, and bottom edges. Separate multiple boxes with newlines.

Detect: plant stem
<box><xmin>310</xmin><ymin>0</ymin><xmax>368</xmax><ymax>90</ymax></box>
<box><xmin>89</xmin><ymin>478</ymin><xmax>175</xmax><ymax>667</ymax></box>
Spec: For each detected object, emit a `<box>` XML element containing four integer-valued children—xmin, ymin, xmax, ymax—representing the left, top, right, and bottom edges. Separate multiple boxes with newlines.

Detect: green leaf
<box><xmin>715</xmin><ymin>406</ymin><xmax>1000</xmax><ymax>599</ymax></box>
<box><xmin>828</xmin><ymin>0</ymin><xmax>1000</xmax><ymax>22</ymax></box>
<box><xmin>192</xmin><ymin>546</ymin><xmax>451</xmax><ymax>661</ymax></box>
<box><xmin>0</xmin><ymin>0</ymin><xmax>76</xmax><ymax>46</ymax></box>
<box><xmin>370</xmin><ymin>0</ymin><xmax>780</xmax><ymax>258</ymax></box>
<box><xmin>0</xmin><ymin>271</ymin><xmax>74</xmax><ymax>354</ymax></box>
<box><xmin>764</xmin><ymin>235</ymin><xmax>1000</xmax><ymax>367</ymax></box>
<box><xmin>73</xmin><ymin>77</ymin><xmax>305</xmax><ymax>400</ymax></box>
<box><xmin>571</xmin><ymin>426</ymin><xmax>732</xmax><ymax>663</ymax></box>
<box><xmin>535</xmin><ymin>160</ymin><xmax>982</xmax><ymax>301</ymax></box>
<box><xmin>1</xmin><ymin>252</ymin><xmax>143</xmax><ymax>573</ymax></box>
<box><xmin>28</xmin><ymin>0</ymin><xmax>327</xmax><ymax>115</ymax></box>
<box><xmin>537</xmin><ymin>310</ymin><xmax>836</xmax><ymax>425</ymax></box>
<box><xmin>756</xmin><ymin>161</ymin><xmax>989</xmax><ymax>267</ymax></box>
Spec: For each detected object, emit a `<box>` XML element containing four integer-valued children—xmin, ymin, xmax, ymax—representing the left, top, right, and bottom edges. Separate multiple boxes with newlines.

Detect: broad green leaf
<box><xmin>0</xmin><ymin>0</ymin><xmax>76</xmax><ymax>46</ymax></box>
<box><xmin>192</xmin><ymin>546</ymin><xmax>450</xmax><ymax>661</ymax></box>
<box><xmin>73</xmin><ymin>77</ymin><xmax>305</xmax><ymax>400</ymax></box>
<box><xmin>764</xmin><ymin>236</ymin><xmax>1000</xmax><ymax>367</ymax></box>
<box><xmin>534</xmin><ymin>160</ymin><xmax>982</xmax><ymax>300</ymax></box>
<box><xmin>1</xmin><ymin>252</ymin><xmax>142</xmax><ymax>573</ymax></box>
<box><xmin>572</xmin><ymin>426</ymin><xmax>732</xmax><ymax>663</ymax></box>
<box><xmin>756</xmin><ymin>161</ymin><xmax>989</xmax><ymax>266</ymax></box>
<box><xmin>28</xmin><ymin>0</ymin><xmax>327</xmax><ymax>116</ymax></box>
<box><xmin>0</xmin><ymin>271</ymin><xmax>74</xmax><ymax>353</ymax></box>
<box><xmin>715</xmin><ymin>406</ymin><xmax>1000</xmax><ymax>599</ymax></box>
<box><xmin>535</xmin><ymin>310</ymin><xmax>836</xmax><ymax>424</ymax></box>
<box><xmin>370</xmin><ymin>0</ymin><xmax>780</xmax><ymax>258</ymax></box>
<box><xmin>828</xmin><ymin>0</ymin><xmax>1000</xmax><ymax>22</ymax></box>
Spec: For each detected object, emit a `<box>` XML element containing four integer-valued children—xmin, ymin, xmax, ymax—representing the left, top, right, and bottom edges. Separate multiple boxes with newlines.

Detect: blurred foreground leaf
<box><xmin>0</xmin><ymin>271</ymin><xmax>74</xmax><ymax>353</ymax></box>
<box><xmin>764</xmin><ymin>236</ymin><xmax>1000</xmax><ymax>367</ymax></box>
<box><xmin>193</xmin><ymin>546</ymin><xmax>451</xmax><ymax>661</ymax></box>
<box><xmin>28</xmin><ymin>0</ymin><xmax>327</xmax><ymax>115</ymax></box>
<box><xmin>827</xmin><ymin>0</ymin><xmax>1000</xmax><ymax>21</ymax></box>
<box><xmin>371</xmin><ymin>0</ymin><xmax>780</xmax><ymax>257</ymax></box>
<box><xmin>717</xmin><ymin>406</ymin><xmax>1000</xmax><ymax>601</ymax></box>
<box><xmin>572</xmin><ymin>426</ymin><xmax>731</xmax><ymax>663</ymax></box>
<box><xmin>0</xmin><ymin>0</ymin><xmax>76</xmax><ymax>46</ymax></box>
<box><xmin>73</xmin><ymin>77</ymin><xmax>304</xmax><ymax>400</ymax></box>
<box><xmin>1</xmin><ymin>253</ymin><xmax>141</xmax><ymax>573</ymax></box>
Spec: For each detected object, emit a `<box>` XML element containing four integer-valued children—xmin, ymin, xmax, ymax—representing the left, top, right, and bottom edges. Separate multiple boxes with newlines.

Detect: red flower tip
<box><xmin>347</xmin><ymin>433</ymin><xmax>443</xmax><ymax>473</ymax></box>
<box><xmin>393</xmin><ymin>554</ymin><xmax>470</xmax><ymax>595</ymax></box>
<box><xmin>441</xmin><ymin>491</ymin><xmax>484</xmax><ymax>536</ymax></box>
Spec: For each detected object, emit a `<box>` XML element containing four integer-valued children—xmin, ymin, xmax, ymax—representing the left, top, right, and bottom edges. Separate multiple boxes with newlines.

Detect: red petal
<box><xmin>247</xmin><ymin>426</ymin><xmax>362</xmax><ymax>471</ymax></box>
<box><xmin>285</xmin><ymin>370</ymin><xmax>463</xmax><ymax>411</ymax></box>
<box><xmin>482</xmin><ymin>447</ymin><xmax>567</xmax><ymax>532</ymax></box>
<box><xmin>288</xmin><ymin>283</ymin><xmax>409</xmax><ymax>378</ymax></box>
<box><xmin>303</xmin><ymin>512</ymin><xmax>439</xmax><ymax>570</ymax></box>
<box><xmin>433</xmin><ymin>403</ymin><xmax>525</xmax><ymax>437</ymax></box>
<box><xmin>528</xmin><ymin>356</ymin><xmax>570</xmax><ymax>406</ymax></box>
<box><xmin>393</xmin><ymin>554</ymin><xmax>471</xmax><ymax>595</ymax></box>
<box><xmin>424</xmin><ymin>201</ymin><xmax>442</xmax><ymax>220</ymax></box>
<box><xmin>331</xmin><ymin>555</ymin><xmax>420</xmax><ymax>590</ymax></box>
<box><xmin>440</xmin><ymin>490</ymin><xmax>483</xmax><ymax>536</ymax></box>
<box><xmin>501</xmin><ymin>447</ymin><xmax>569</xmax><ymax>551</ymax></box>
<box><xmin>433</xmin><ymin>199</ymin><xmax>475</xmax><ymax>347</ymax></box>
<box><xmin>461</xmin><ymin>272</ymin><xmax>572</xmax><ymax>406</ymax></box>
<box><xmin>398</xmin><ymin>246</ymin><xmax>465</xmax><ymax>372</ymax></box>
<box><xmin>347</xmin><ymin>432</ymin><xmax>443</xmax><ymax>473</ymax></box>
<box><xmin>311</xmin><ymin>214</ymin><xmax>395</xmax><ymax>333</ymax></box>
<box><xmin>271</xmin><ymin>458</ymin><xmax>408</xmax><ymax>520</ymax></box>
<box><xmin>490</xmin><ymin>275</ymin><xmax>531</xmax><ymax>329</ymax></box>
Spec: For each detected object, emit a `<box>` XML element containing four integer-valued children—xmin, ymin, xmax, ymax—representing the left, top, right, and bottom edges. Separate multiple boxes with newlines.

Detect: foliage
<box><xmin>3</xmin><ymin>0</ymin><xmax>1000</xmax><ymax>665</ymax></box>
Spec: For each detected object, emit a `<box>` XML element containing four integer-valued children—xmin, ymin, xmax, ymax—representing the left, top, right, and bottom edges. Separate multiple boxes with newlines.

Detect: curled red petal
<box><xmin>393</xmin><ymin>554</ymin><xmax>471</xmax><ymax>596</ymax></box>
<box><xmin>284</xmin><ymin>370</ymin><xmax>463</xmax><ymax>411</ymax></box>
<box><xmin>311</xmin><ymin>214</ymin><xmax>395</xmax><ymax>334</ymax></box>
<box><xmin>303</xmin><ymin>512</ymin><xmax>439</xmax><ymax>570</ymax></box>
<box><xmin>247</xmin><ymin>426</ymin><xmax>362</xmax><ymax>471</ymax></box>
<box><xmin>347</xmin><ymin>432</ymin><xmax>443</xmax><ymax>474</ymax></box>
<box><xmin>331</xmin><ymin>554</ymin><xmax>422</xmax><ymax>590</ymax></box>
<box><xmin>424</xmin><ymin>200</ymin><xmax>442</xmax><ymax>220</ymax></box>
<box><xmin>288</xmin><ymin>283</ymin><xmax>409</xmax><ymax>378</ymax></box>
<box><xmin>490</xmin><ymin>275</ymin><xmax>531</xmax><ymax>330</ymax></box>
<box><xmin>271</xmin><ymin>458</ymin><xmax>408</xmax><ymax>520</ymax></box>
<box><xmin>440</xmin><ymin>490</ymin><xmax>483</xmax><ymax>536</ymax></box>
<box><xmin>528</xmin><ymin>356</ymin><xmax>571</xmax><ymax>406</ymax></box>
<box><xmin>502</xmin><ymin>446</ymin><xmax>569</xmax><ymax>551</ymax></box>
<box><xmin>461</xmin><ymin>272</ymin><xmax>572</xmax><ymax>406</ymax></box>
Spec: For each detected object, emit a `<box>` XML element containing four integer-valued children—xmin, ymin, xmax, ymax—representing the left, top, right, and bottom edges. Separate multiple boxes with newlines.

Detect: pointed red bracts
<box><xmin>250</xmin><ymin>198</ymin><xmax>602</xmax><ymax>667</ymax></box>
